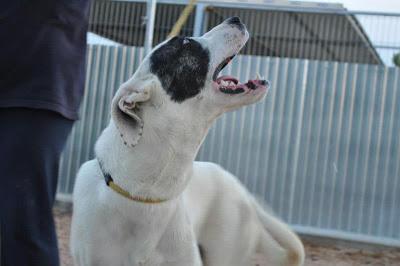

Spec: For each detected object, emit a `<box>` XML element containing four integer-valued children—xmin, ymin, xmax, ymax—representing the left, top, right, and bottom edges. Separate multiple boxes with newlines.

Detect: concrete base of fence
<box><xmin>294</xmin><ymin>225</ymin><xmax>400</xmax><ymax>248</ymax></box>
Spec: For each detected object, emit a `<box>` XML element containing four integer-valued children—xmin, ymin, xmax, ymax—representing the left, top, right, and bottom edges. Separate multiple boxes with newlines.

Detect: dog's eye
<box><xmin>183</xmin><ymin>38</ymin><xmax>190</xmax><ymax>45</ymax></box>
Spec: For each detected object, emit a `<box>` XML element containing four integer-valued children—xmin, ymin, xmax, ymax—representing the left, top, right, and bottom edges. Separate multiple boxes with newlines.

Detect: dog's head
<box><xmin>112</xmin><ymin>17</ymin><xmax>269</xmax><ymax>147</ymax></box>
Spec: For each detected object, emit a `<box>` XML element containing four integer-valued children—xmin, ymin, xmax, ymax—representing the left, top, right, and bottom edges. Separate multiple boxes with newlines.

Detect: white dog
<box><xmin>70</xmin><ymin>17</ymin><xmax>304</xmax><ymax>266</ymax></box>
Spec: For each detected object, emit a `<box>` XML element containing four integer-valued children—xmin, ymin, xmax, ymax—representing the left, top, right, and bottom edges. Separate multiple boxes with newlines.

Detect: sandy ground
<box><xmin>55</xmin><ymin>207</ymin><xmax>400</xmax><ymax>266</ymax></box>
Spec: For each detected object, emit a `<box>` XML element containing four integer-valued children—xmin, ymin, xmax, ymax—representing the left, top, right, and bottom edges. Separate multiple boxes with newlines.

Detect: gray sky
<box><xmin>301</xmin><ymin>0</ymin><xmax>400</xmax><ymax>12</ymax></box>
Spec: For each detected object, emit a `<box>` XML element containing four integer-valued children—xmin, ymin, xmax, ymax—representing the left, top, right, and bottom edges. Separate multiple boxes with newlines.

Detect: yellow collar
<box><xmin>98</xmin><ymin>159</ymin><xmax>167</xmax><ymax>204</ymax></box>
<box><xmin>107</xmin><ymin>180</ymin><xmax>167</xmax><ymax>204</ymax></box>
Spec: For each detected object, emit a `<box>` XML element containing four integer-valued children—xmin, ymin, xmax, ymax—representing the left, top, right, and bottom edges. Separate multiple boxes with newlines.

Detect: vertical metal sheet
<box><xmin>57</xmin><ymin>45</ymin><xmax>146</xmax><ymax>197</ymax></box>
<box><xmin>57</xmin><ymin>45</ymin><xmax>400</xmax><ymax>246</ymax></box>
<box><xmin>195</xmin><ymin>55</ymin><xmax>400</xmax><ymax>244</ymax></box>
<box><xmin>58</xmin><ymin>0</ymin><xmax>400</xmax><ymax>246</ymax></box>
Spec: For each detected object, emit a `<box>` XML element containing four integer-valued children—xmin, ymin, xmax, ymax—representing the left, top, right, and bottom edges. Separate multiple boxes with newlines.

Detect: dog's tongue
<box><xmin>216</xmin><ymin>75</ymin><xmax>239</xmax><ymax>84</ymax></box>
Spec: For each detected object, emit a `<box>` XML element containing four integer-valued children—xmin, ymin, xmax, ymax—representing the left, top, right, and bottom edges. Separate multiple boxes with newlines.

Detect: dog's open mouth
<box><xmin>212</xmin><ymin>55</ymin><xmax>269</xmax><ymax>95</ymax></box>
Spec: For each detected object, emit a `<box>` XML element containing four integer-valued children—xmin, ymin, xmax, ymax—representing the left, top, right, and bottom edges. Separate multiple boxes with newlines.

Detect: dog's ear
<box><xmin>111</xmin><ymin>83</ymin><xmax>151</xmax><ymax>147</ymax></box>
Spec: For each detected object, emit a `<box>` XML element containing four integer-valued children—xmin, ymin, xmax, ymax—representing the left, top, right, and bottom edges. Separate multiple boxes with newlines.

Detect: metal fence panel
<box><xmin>88</xmin><ymin>0</ymin><xmax>195</xmax><ymax>47</ymax></box>
<box><xmin>57</xmin><ymin>45</ymin><xmax>400</xmax><ymax>246</ymax></box>
<box><xmin>197</xmin><ymin>55</ymin><xmax>400</xmax><ymax>245</ymax></box>
<box><xmin>57</xmin><ymin>45</ymin><xmax>145</xmax><ymax>198</ymax></box>
<box><xmin>87</xmin><ymin>1</ymin><xmax>400</xmax><ymax>66</ymax></box>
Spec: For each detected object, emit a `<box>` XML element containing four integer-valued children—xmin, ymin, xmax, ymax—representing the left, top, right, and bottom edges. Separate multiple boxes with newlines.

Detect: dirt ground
<box><xmin>55</xmin><ymin>207</ymin><xmax>400</xmax><ymax>266</ymax></box>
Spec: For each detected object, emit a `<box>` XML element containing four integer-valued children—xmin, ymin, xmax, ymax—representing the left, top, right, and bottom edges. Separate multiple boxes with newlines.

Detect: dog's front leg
<box><xmin>154</xmin><ymin>203</ymin><xmax>202</xmax><ymax>266</ymax></box>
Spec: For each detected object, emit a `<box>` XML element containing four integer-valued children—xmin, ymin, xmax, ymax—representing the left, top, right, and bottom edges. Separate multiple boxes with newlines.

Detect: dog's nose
<box><xmin>260</xmin><ymin>80</ymin><xmax>270</xmax><ymax>87</ymax></box>
<box><xmin>224</xmin><ymin>17</ymin><xmax>245</xmax><ymax>33</ymax></box>
<box><xmin>226</xmin><ymin>16</ymin><xmax>242</xmax><ymax>25</ymax></box>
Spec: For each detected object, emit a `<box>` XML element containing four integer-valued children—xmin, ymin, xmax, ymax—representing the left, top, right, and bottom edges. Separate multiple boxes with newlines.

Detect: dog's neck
<box><xmin>95</xmin><ymin>118</ymin><xmax>211</xmax><ymax>201</ymax></box>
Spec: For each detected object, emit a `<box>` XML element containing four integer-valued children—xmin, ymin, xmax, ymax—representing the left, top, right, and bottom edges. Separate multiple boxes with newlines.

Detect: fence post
<box><xmin>193</xmin><ymin>3</ymin><xmax>206</xmax><ymax>37</ymax></box>
<box><xmin>144</xmin><ymin>0</ymin><xmax>157</xmax><ymax>55</ymax></box>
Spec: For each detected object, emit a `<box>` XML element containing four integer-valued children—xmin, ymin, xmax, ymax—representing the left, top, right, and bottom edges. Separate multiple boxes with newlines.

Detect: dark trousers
<box><xmin>0</xmin><ymin>108</ymin><xmax>74</xmax><ymax>266</ymax></box>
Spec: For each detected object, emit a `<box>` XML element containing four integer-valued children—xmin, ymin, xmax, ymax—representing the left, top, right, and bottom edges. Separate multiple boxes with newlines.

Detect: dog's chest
<box><xmin>96</xmin><ymin>218</ymin><xmax>163</xmax><ymax>265</ymax></box>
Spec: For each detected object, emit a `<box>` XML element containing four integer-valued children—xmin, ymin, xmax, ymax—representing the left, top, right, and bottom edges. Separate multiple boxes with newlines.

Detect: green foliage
<box><xmin>393</xmin><ymin>52</ymin><xmax>400</xmax><ymax>67</ymax></box>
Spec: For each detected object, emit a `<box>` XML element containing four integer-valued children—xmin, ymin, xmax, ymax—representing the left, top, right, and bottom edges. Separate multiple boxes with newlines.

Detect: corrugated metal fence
<box><xmin>57</xmin><ymin>46</ymin><xmax>146</xmax><ymax>195</ymax></box>
<box><xmin>57</xmin><ymin>45</ymin><xmax>400</xmax><ymax>246</ymax></box>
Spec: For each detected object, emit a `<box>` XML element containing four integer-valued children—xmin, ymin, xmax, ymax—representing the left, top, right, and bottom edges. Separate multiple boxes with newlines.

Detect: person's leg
<box><xmin>0</xmin><ymin>108</ymin><xmax>74</xmax><ymax>266</ymax></box>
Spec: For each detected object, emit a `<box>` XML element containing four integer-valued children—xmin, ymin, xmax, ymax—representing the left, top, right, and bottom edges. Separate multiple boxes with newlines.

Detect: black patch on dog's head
<box><xmin>150</xmin><ymin>37</ymin><xmax>210</xmax><ymax>102</ymax></box>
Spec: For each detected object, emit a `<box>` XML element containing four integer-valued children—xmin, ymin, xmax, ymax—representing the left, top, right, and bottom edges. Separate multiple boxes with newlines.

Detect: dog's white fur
<box><xmin>70</xmin><ymin>20</ymin><xmax>305</xmax><ymax>266</ymax></box>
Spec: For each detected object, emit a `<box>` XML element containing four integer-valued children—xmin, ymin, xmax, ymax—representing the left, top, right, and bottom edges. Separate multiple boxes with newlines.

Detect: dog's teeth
<box><xmin>256</xmin><ymin>73</ymin><xmax>261</xmax><ymax>80</ymax></box>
